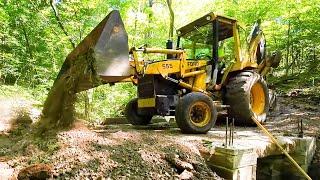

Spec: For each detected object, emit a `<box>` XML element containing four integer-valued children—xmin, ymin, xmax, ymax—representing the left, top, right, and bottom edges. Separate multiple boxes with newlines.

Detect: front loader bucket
<box><xmin>40</xmin><ymin>10</ymin><xmax>130</xmax><ymax>127</ymax></box>
<box><xmin>56</xmin><ymin>10</ymin><xmax>130</xmax><ymax>92</ymax></box>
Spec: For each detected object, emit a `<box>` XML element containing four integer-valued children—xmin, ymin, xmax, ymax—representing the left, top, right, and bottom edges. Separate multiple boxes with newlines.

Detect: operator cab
<box><xmin>176</xmin><ymin>13</ymin><xmax>241</xmax><ymax>86</ymax></box>
<box><xmin>176</xmin><ymin>12</ymin><xmax>240</xmax><ymax>64</ymax></box>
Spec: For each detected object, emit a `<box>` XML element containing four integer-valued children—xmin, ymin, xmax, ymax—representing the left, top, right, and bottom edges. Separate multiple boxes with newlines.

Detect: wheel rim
<box><xmin>250</xmin><ymin>82</ymin><xmax>266</xmax><ymax>115</ymax></box>
<box><xmin>189</xmin><ymin>101</ymin><xmax>211</xmax><ymax>127</ymax></box>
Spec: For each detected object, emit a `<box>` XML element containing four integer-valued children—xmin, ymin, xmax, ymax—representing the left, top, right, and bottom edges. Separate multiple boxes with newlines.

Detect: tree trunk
<box><xmin>84</xmin><ymin>91</ymin><xmax>90</xmax><ymax>120</ymax></box>
<box><xmin>144</xmin><ymin>0</ymin><xmax>154</xmax><ymax>45</ymax></box>
<box><xmin>50</xmin><ymin>0</ymin><xmax>75</xmax><ymax>49</ymax></box>
<box><xmin>291</xmin><ymin>45</ymin><xmax>294</xmax><ymax>75</ymax></box>
<box><xmin>21</xmin><ymin>25</ymin><xmax>33</xmax><ymax>60</ymax></box>
<box><xmin>314</xmin><ymin>46</ymin><xmax>316</xmax><ymax>62</ymax></box>
<box><xmin>300</xmin><ymin>46</ymin><xmax>303</xmax><ymax>70</ymax></box>
<box><xmin>285</xmin><ymin>20</ymin><xmax>291</xmax><ymax>77</ymax></box>
<box><xmin>166</xmin><ymin>0</ymin><xmax>174</xmax><ymax>40</ymax></box>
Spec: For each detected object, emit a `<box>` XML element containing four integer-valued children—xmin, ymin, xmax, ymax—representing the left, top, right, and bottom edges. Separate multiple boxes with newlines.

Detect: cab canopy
<box><xmin>177</xmin><ymin>12</ymin><xmax>237</xmax><ymax>42</ymax></box>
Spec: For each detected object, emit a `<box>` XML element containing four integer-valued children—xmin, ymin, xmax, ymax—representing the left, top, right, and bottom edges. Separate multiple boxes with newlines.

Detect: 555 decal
<box><xmin>162</xmin><ymin>63</ymin><xmax>173</xmax><ymax>69</ymax></box>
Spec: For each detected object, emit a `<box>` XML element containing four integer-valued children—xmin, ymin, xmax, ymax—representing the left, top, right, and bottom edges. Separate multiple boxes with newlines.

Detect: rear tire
<box><xmin>125</xmin><ymin>98</ymin><xmax>152</xmax><ymax>125</ymax></box>
<box><xmin>175</xmin><ymin>92</ymin><xmax>217</xmax><ymax>134</ymax></box>
<box><xmin>225</xmin><ymin>71</ymin><xmax>269</xmax><ymax>125</ymax></box>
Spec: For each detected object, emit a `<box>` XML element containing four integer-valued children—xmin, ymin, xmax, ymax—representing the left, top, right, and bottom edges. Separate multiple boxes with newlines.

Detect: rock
<box><xmin>179</xmin><ymin>170</ymin><xmax>193</xmax><ymax>180</ymax></box>
<box><xmin>0</xmin><ymin>162</ymin><xmax>15</xmax><ymax>180</ymax></box>
<box><xmin>18</xmin><ymin>164</ymin><xmax>52</xmax><ymax>180</ymax></box>
<box><xmin>288</xmin><ymin>89</ymin><xmax>302</xmax><ymax>97</ymax></box>
<box><xmin>165</xmin><ymin>154</ymin><xmax>194</xmax><ymax>171</ymax></box>
<box><xmin>178</xmin><ymin>160</ymin><xmax>194</xmax><ymax>171</ymax></box>
<box><xmin>96</xmin><ymin>176</ymin><xmax>105</xmax><ymax>180</ymax></box>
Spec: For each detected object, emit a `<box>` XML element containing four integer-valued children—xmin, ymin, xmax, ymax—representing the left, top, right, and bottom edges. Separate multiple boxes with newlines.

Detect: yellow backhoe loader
<box><xmin>53</xmin><ymin>10</ymin><xmax>281</xmax><ymax>133</ymax></box>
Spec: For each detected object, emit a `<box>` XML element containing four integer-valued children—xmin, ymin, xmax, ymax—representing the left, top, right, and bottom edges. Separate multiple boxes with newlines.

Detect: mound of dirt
<box><xmin>48</xmin><ymin>122</ymin><xmax>219</xmax><ymax>179</ymax></box>
<box><xmin>1</xmin><ymin>120</ymin><xmax>221</xmax><ymax>179</ymax></box>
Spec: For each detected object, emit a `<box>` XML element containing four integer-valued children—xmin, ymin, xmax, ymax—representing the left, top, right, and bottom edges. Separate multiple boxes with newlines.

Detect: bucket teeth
<box><xmin>55</xmin><ymin>10</ymin><xmax>130</xmax><ymax>92</ymax></box>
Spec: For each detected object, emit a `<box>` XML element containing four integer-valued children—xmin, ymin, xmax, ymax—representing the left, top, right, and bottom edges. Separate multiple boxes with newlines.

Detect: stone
<box><xmin>0</xmin><ymin>162</ymin><xmax>15</xmax><ymax>180</ymax></box>
<box><xmin>18</xmin><ymin>164</ymin><xmax>52</xmax><ymax>180</ymax></box>
<box><xmin>179</xmin><ymin>170</ymin><xmax>193</xmax><ymax>180</ymax></box>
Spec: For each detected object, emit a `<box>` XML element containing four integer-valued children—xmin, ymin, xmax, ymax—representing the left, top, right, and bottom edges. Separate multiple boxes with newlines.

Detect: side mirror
<box><xmin>256</xmin><ymin>36</ymin><xmax>266</xmax><ymax>64</ymax></box>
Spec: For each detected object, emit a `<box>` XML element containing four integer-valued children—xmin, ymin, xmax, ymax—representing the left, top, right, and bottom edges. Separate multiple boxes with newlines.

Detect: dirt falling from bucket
<box><xmin>38</xmin><ymin>49</ymin><xmax>101</xmax><ymax>131</ymax></box>
<box><xmin>37</xmin><ymin>10</ymin><xmax>130</xmax><ymax>132</ymax></box>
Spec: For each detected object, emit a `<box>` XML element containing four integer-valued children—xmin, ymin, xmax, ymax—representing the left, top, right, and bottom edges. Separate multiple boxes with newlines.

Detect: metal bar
<box><xmin>211</xmin><ymin>20</ymin><xmax>219</xmax><ymax>83</ymax></box>
<box><xmin>181</xmin><ymin>70</ymin><xmax>206</xmax><ymax>78</ymax></box>
<box><xmin>165</xmin><ymin>76</ymin><xmax>213</xmax><ymax>97</ymax></box>
<box><xmin>165</xmin><ymin>76</ymin><xmax>179</xmax><ymax>84</ymax></box>
<box><xmin>165</xmin><ymin>76</ymin><xmax>212</xmax><ymax>96</ymax></box>
<box><xmin>225</xmin><ymin>117</ymin><xmax>228</xmax><ymax>147</ymax></box>
<box><xmin>178</xmin><ymin>81</ymin><xmax>212</xmax><ymax>96</ymax></box>
<box><xmin>232</xmin><ymin>118</ymin><xmax>234</xmax><ymax>145</ymax></box>
<box><xmin>143</xmin><ymin>48</ymin><xmax>184</xmax><ymax>54</ymax></box>
<box><xmin>299</xmin><ymin>119</ymin><xmax>304</xmax><ymax>138</ymax></box>
<box><xmin>212</xmin><ymin>20</ymin><xmax>219</xmax><ymax>64</ymax></box>
<box><xmin>251</xmin><ymin>116</ymin><xmax>312</xmax><ymax>180</ymax></box>
<box><xmin>233</xmin><ymin>22</ymin><xmax>241</xmax><ymax>62</ymax></box>
<box><xmin>229</xmin><ymin>121</ymin><xmax>232</xmax><ymax>146</ymax></box>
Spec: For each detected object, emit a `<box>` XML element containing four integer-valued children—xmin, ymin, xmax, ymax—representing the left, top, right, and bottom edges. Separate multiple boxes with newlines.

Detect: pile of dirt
<box><xmin>0</xmin><ymin>121</ymin><xmax>221</xmax><ymax>179</ymax></box>
<box><xmin>49</xmin><ymin>124</ymin><xmax>219</xmax><ymax>179</ymax></box>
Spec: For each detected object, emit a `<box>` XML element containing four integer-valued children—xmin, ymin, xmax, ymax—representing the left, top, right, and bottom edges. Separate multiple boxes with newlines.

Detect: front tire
<box><xmin>125</xmin><ymin>98</ymin><xmax>152</xmax><ymax>125</ymax></box>
<box><xmin>225</xmin><ymin>71</ymin><xmax>269</xmax><ymax>125</ymax></box>
<box><xmin>175</xmin><ymin>92</ymin><xmax>217</xmax><ymax>134</ymax></box>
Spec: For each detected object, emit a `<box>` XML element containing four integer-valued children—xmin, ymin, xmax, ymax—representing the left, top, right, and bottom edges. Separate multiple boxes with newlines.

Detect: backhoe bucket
<box><xmin>56</xmin><ymin>10</ymin><xmax>130</xmax><ymax>92</ymax></box>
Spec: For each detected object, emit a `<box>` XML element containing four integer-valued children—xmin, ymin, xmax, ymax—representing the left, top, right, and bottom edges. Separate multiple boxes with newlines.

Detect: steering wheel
<box><xmin>195</xmin><ymin>53</ymin><xmax>212</xmax><ymax>60</ymax></box>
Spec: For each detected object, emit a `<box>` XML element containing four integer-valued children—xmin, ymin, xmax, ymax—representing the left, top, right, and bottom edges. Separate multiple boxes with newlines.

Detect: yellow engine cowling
<box><xmin>130</xmin><ymin>48</ymin><xmax>209</xmax><ymax>92</ymax></box>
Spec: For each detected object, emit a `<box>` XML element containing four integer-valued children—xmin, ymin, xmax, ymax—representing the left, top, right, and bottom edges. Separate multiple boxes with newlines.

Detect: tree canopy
<box><xmin>1</xmin><ymin>0</ymin><xmax>319</xmax><ymax>87</ymax></box>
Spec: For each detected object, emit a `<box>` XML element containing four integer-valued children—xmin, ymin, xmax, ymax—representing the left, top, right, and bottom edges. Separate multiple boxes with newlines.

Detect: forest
<box><xmin>0</xmin><ymin>0</ymin><xmax>319</xmax><ymax>120</ymax></box>
<box><xmin>0</xmin><ymin>0</ymin><xmax>319</xmax><ymax>179</ymax></box>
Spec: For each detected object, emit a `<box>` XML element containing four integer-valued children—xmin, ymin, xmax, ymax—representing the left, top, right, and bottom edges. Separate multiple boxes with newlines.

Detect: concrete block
<box><xmin>206</xmin><ymin>136</ymin><xmax>316</xmax><ymax>180</ymax></box>
<box><xmin>208</xmin><ymin>146</ymin><xmax>257</xmax><ymax>169</ymax></box>
<box><xmin>209</xmin><ymin>164</ymin><xmax>256</xmax><ymax>180</ymax></box>
<box><xmin>292</xmin><ymin>137</ymin><xmax>316</xmax><ymax>165</ymax></box>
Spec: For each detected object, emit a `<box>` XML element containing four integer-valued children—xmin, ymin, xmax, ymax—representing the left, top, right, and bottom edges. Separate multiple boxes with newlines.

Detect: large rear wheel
<box><xmin>125</xmin><ymin>98</ymin><xmax>152</xmax><ymax>125</ymax></box>
<box><xmin>225</xmin><ymin>71</ymin><xmax>269</xmax><ymax>125</ymax></box>
<box><xmin>175</xmin><ymin>92</ymin><xmax>217</xmax><ymax>133</ymax></box>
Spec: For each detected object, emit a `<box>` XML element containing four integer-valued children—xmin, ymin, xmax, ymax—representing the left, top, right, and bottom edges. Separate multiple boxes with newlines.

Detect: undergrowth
<box><xmin>0</xmin><ymin>82</ymin><xmax>136</xmax><ymax>125</ymax></box>
<box><xmin>75</xmin><ymin>83</ymin><xmax>136</xmax><ymax>123</ymax></box>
